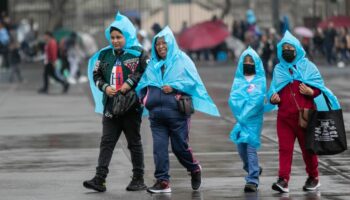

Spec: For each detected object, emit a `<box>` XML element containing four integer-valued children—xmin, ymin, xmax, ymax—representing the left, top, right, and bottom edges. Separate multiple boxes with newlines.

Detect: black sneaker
<box><xmin>244</xmin><ymin>183</ymin><xmax>258</xmax><ymax>193</ymax></box>
<box><xmin>303</xmin><ymin>177</ymin><xmax>321</xmax><ymax>191</ymax></box>
<box><xmin>83</xmin><ymin>176</ymin><xmax>106</xmax><ymax>192</ymax></box>
<box><xmin>272</xmin><ymin>177</ymin><xmax>289</xmax><ymax>193</ymax></box>
<box><xmin>147</xmin><ymin>180</ymin><xmax>171</xmax><ymax>193</ymax></box>
<box><xmin>191</xmin><ymin>170</ymin><xmax>201</xmax><ymax>190</ymax></box>
<box><xmin>126</xmin><ymin>176</ymin><xmax>147</xmax><ymax>191</ymax></box>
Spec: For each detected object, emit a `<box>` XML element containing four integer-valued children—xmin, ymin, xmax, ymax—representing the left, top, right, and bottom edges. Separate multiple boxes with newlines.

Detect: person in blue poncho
<box><xmin>268</xmin><ymin>31</ymin><xmax>341</xmax><ymax>193</ymax></box>
<box><xmin>83</xmin><ymin>12</ymin><xmax>149</xmax><ymax>192</ymax></box>
<box><xmin>228</xmin><ymin>47</ymin><xmax>265</xmax><ymax>193</ymax></box>
<box><xmin>136</xmin><ymin>26</ymin><xmax>220</xmax><ymax>193</ymax></box>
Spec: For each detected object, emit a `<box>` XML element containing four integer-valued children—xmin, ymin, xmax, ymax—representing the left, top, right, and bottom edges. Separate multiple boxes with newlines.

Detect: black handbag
<box><xmin>177</xmin><ymin>94</ymin><xmax>194</xmax><ymax>115</ymax></box>
<box><xmin>306</xmin><ymin>93</ymin><xmax>347</xmax><ymax>155</ymax></box>
<box><xmin>110</xmin><ymin>90</ymin><xmax>138</xmax><ymax>116</ymax></box>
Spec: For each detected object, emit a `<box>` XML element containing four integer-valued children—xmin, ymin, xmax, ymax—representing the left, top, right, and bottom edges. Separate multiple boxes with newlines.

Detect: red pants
<box><xmin>277</xmin><ymin>113</ymin><xmax>319</xmax><ymax>182</ymax></box>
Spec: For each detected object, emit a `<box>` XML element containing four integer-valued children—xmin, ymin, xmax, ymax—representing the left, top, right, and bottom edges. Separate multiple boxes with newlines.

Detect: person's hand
<box><xmin>299</xmin><ymin>83</ymin><xmax>314</xmax><ymax>96</ymax></box>
<box><xmin>106</xmin><ymin>86</ymin><xmax>117</xmax><ymax>96</ymax></box>
<box><xmin>162</xmin><ymin>85</ymin><xmax>173</xmax><ymax>94</ymax></box>
<box><xmin>120</xmin><ymin>83</ymin><xmax>131</xmax><ymax>94</ymax></box>
<box><xmin>270</xmin><ymin>93</ymin><xmax>281</xmax><ymax>104</ymax></box>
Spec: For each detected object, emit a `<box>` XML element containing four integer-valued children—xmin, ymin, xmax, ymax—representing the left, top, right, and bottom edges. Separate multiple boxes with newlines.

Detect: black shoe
<box><xmin>38</xmin><ymin>88</ymin><xmax>48</xmax><ymax>94</ymax></box>
<box><xmin>83</xmin><ymin>176</ymin><xmax>106</xmax><ymax>192</ymax></box>
<box><xmin>303</xmin><ymin>177</ymin><xmax>321</xmax><ymax>191</ymax></box>
<box><xmin>62</xmin><ymin>82</ymin><xmax>69</xmax><ymax>93</ymax></box>
<box><xmin>272</xmin><ymin>177</ymin><xmax>289</xmax><ymax>193</ymax></box>
<box><xmin>244</xmin><ymin>183</ymin><xmax>258</xmax><ymax>193</ymax></box>
<box><xmin>147</xmin><ymin>180</ymin><xmax>171</xmax><ymax>193</ymax></box>
<box><xmin>126</xmin><ymin>176</ymin><xmax>147</xmax><ymax>191</ymax></box>
<box><xmin>191</xmin><ymin>170</ymin><xmax>201</xmax><ymax>190</ymax></box>
<box><xmin>259</xmin><ymin>166</ymin><xmax>263</xmax><ymax>176</ymax></box>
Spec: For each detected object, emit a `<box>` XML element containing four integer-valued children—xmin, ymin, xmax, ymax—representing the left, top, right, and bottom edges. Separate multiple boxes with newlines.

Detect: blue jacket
<box><xmin>141</xmin><ymin>86</ymin><xmax>185</xmax><ymax>119</ymax></box>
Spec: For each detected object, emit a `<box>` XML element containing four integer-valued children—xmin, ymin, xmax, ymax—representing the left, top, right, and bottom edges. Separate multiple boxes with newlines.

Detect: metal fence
<box><xmin>6</xmin><ymin>0</ymin><xmax>350</xmax><ymax>46</ymax></box>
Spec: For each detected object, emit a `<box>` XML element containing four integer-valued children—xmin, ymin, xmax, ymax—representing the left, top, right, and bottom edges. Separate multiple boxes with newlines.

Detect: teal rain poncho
<box><xmin>87</xmin><ymin>12</ymin><xmax>141</xmax><ymax>114</ymax></box>
<box><xmin>135</xmin><ymin>26</ymin><xmax>220</xmax><ymax>117</ymax></box>
<box><xmin>267</xmin><ymin>31</ymin><xmax>340</xmax><ymax>111</ymax></box>
<box><xmin>228</xmin><ymin>47</ymin><xmax>266</xmax><ymax>148</ymax></box>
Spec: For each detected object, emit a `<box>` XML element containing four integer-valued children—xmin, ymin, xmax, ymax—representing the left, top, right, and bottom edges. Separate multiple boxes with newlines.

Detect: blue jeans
<box><xmin>150</xmin><ymin>117</ymin><xmax>200</xmax><ymax>181</ymax></box>
<box><xmin>236</xmin><ymin>143</ymin><xmax>259</xmax><ymax>185</ymax></box>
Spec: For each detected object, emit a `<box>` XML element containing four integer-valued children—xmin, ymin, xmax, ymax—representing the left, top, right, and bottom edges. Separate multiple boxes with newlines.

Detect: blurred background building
<box><xmin>2</xmin><ymin>0</ymin><xmax>350</xmax><ymax>36</ymax></box>
<box><xmin>0</xmin><ymin>0</ymin><xmax>349</xmax><ymax>74</ymax></box>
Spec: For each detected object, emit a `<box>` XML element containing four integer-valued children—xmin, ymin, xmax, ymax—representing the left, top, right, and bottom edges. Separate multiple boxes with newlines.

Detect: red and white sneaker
<box><xmin>147</xmin><ymin>180</ymin><xmax>171</xmax><ymax>193</ymax></box>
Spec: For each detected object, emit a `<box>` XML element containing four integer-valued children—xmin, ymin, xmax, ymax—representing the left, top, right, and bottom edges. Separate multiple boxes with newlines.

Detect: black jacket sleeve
<box><xmin>125</xmin><ymin>49</ymin><xmax>149</xmax><ymax>89</ymax></box>
<box><xmin>93</xmin><ymin>53</ymin><xmax>109</xmax><ymax>93</ymax></box>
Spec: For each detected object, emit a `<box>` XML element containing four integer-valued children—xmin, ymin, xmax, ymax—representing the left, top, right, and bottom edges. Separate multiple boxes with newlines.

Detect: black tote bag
<box><xmin>306</xmin><ymin>94</ymin><xmax>347</xmax><ymax>155</ymax></box>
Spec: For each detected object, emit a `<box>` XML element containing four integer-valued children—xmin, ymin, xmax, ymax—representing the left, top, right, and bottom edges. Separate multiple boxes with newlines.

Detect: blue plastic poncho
<box><xmin>246</xmin><ymin>9</ymin><xmax>256</xmax><ymax>25</ymax></box>
<box><xmin>87</xmin><ymin>12</ymin><xmax>141</xmax><ymax>114</ymax></box>
<box><xmin>228</xmin><ymin>47</ymin><xmax>266</xmax><ymax>148</ymax></box>
<box><xmin>135</xmin><ymin>26</ymin><xmax>220</xmax><ymax>117</ymax></box>
<box><xmin>267</xmin><ymin>31</ymin><xmax>340</xmax><ymax>111</ymax></box>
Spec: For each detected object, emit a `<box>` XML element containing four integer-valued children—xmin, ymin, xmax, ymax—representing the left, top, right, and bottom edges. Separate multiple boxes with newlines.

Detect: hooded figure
<box><xmin>228</xmin><ymin>47</ymin><xmax>265</xmax><ymax>192</ymax></box>
<box><xmin>84</xmin><ymin>12</ymin><xmax>148</xmax><ymax>192</ymax></box>
<box><xmin>136</xmin><ymin>26</ymin><xmax>219</xmax><ymax>194</ymax></box>
<box><xmin>136</xmin><ymin>26</ymin><xmax>220</xmax><ymax>117</ymax></box>
<box><xmin>267</xmin><ymin>31</ymin><xmax>340</xmax><ymax>111</ymax></box>
<box><xmin>268</xmin><ymin>31</ymin><xmax>340</xmax><ymax>193</ymax></box>
<box><xmin>88</xmin><ymin>12</ymin><xmax>142</xmax><ymax>114</ymax></box>
<box><xmin>229</xmin><ymin>47</ymin><xmax>266</xmax><ymax>148</ymax></box>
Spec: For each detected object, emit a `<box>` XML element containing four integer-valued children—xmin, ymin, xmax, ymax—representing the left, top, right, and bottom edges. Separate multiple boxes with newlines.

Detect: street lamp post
<box><xmin>271</xmin><ymin>0</ymin><xmax>280</xmax><ymax>33</ymax></box>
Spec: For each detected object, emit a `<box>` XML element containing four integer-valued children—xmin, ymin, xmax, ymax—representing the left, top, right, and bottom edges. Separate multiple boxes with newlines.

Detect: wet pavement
<box><xmin>0</xmin><ymin>62</ymin><xmax>349</xmax><ymax>200</ymax></box>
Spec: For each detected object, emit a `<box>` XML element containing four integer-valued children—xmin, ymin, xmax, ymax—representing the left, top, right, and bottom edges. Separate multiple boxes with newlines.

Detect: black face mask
<box><xmin>243</xmin><ymin>64</ymin><xmax>256</xmax><ymax>75</ymax></box>
<box><xmin>282</xmin><ymin>49</ymin><xmax>296</xmax><ymax>63</ymax></box>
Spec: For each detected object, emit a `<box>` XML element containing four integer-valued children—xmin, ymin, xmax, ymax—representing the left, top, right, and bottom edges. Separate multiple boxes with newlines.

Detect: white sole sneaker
<box><xmin>303</xmin><ymin>182</ymin><xmax>321</xmax><ymax>191</ymax></box>
<box><xmin>272</xmin><ymin>183</ymin><xmax>289</xmax><ymax>193</ymax></box>
<box><xmin>147</xmin><ymin>187</ymin><xmax>172</xmax><ymax>194</ymax></box>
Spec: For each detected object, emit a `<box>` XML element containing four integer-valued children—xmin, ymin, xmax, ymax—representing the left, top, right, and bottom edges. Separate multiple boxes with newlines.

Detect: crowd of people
<box><xmin>83</xmin><ymin>12</ymin><xmax>342</xmax><ymax>196</ymax></box>
<box><xmin>0</xmin><ymin>7</ymin><xmax>346</xmax><ymax>196</ymax></box>
<box><xmin>173</xmin><ymin>11</ymin><xmax>350</xmax><ymax>78</ymax></box>
<box><xmin>0</xmin><ymin>13</ymin><xmax>90</xmax><ymax>92</ymax></box>
<box><xmin>231</xmin><ymin>15</ymin><xmax>350</xmax><ymax>73</ymax></box>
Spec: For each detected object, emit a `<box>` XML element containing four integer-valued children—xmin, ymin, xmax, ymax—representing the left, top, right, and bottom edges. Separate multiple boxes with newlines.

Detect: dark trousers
<box><xmin>325</xmin><ymin>45</ymin><xmax>336</xmax><ymax>64</ymax></box>
<box><xmin>150</xmin><ymin>117</ymin><xmax>200</xmax><ymax>181</ymax></box>
<box><xmin>42</xmin><ymin>63</ymin><xmax>66</xmax><ymax>91</ymax></box>
<box><xmin>9</xmin><ymin>63</ymin><xmax>23</xmax><ymax>82</ymax></box>
<box><xmin>0</xmin><ymin>49</ymin><xmax>9</xmax><ymax>68</ymax></box>
<box><xmin>96</xmin><ymin>109</ymin><xmax>144</xmax><ymax>178</ymax></box>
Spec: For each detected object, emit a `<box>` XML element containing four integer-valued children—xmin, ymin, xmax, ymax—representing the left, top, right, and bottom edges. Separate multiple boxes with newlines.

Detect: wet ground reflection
<box><xmin>0</xmin><ymin>133</ymin><xmax>99</xmax><ymax>150</ymax></box>
<box><xmin>146</xmin><ymin>190</ymin><xmax>324</xmax><ymax>200</ymax></box>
